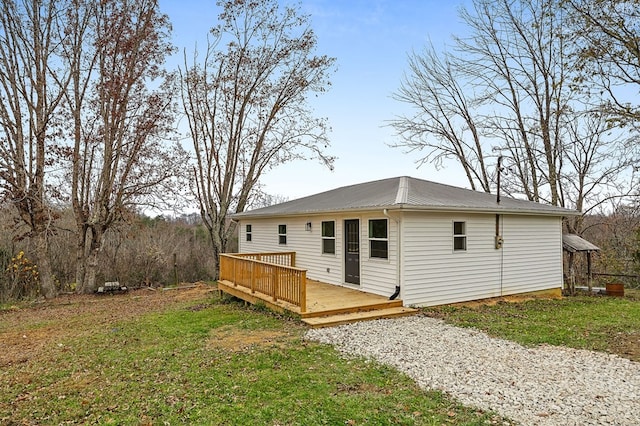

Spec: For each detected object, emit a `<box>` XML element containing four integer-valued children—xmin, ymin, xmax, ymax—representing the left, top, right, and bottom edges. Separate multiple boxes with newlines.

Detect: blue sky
<box><xmin>162</xmin><ymin>0</ymin><xmax>470</xmax><ymax>200</ymax></box>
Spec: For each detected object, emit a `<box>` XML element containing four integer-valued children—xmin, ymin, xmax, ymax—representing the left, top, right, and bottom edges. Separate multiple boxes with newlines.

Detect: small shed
<box><xmin>562</xmin><ymin>234</ymin><xmax>600</xmax><ymax>293</ymax></box>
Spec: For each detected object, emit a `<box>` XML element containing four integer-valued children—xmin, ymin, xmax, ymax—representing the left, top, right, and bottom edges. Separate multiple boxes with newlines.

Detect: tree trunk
<box><xmin>34</xmin><ymin>232</ymin><xmax>56</xmax><ymax>299</ymax></box>
<box><xmin>81</xmin><ymin>227</ymin><xmax>104</xmax><ymax>294</ymax></box>
<box><xmin>209</xmin><ymin>219</ymin><xmax>223</xmax><ymax>280</ymax></box>
<box><xmin>83</xmin><ymin>248</ymin><xmax>100</xmax><ymax>294</ymax></box>
<box><xmin>74</xmin><ymin>223</ymin><xmax>88</xmax><ymax>291</ymax></box>
<box><xmin>212</xmin><ymin>244</ymin><xmax>220</xmax><ymax>281</ymax></box>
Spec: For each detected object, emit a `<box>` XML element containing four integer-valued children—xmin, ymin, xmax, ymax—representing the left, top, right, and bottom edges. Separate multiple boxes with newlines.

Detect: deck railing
<box><xmin>228</xmin><ymin>251</ymin><xmax>296</xmax><ymax>267</ymax></box>
<box><xmin>219</xmin><ymin>252</ymin><xmax>306</xmax><ymax>313</ymax></box>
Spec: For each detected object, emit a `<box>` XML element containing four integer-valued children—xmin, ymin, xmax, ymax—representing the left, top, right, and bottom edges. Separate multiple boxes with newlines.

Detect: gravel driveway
<box><xmin>305</xmin><ymin>315</ymin><xmax>640</xmax><ymax>425</ymax></box>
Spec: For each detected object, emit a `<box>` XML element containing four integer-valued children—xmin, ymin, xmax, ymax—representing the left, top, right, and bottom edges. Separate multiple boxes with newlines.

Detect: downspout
<box><xmin>383</xmin><ymin>209</ymin><xmax>401</xmax><ymax>300</ymax></box>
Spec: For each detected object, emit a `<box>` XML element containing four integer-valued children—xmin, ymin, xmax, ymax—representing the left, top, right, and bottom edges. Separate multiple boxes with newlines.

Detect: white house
<box><xmin>232</xmin><ymin>176</ymin><xmax>578</xmax><ymax>307</ymax></box>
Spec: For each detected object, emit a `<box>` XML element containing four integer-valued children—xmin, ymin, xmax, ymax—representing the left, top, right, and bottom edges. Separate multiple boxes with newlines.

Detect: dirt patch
<box><xmin>334</xmin><ymin>382</ymin><xmax>392</xmax><ymax>396</ymax></box>
<box><xmin>208</xmin><ymin>326</ymin><xmax>295</xmax><ymax>352</ymax></box>
<box><xmin>0</xmin><ymin>283</ymin><xmax>216</xmax><ymax>368</ymax></box>
<box><xmin>608</xmin><ymin>331</ymin><xmax>640</xmax><ymax>362</ymax></box>
<box><xmin>451</xmin><ymin>293</ymin><xmax>562</xmax><ymax>309</ymax></box>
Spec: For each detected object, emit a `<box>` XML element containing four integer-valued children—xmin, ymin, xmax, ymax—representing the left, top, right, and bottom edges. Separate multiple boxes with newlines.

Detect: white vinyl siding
<box><xmin>402</xmin><ymin>212</ymin><xmax>501</xmax><ymax>307</ymax></box>
<box><xmin>238</xmin><ymin>217</ymin><xmax>343</xmax><ymax>288</ymax></box>
<box><xmin>402</xmin><ymin>212</ymin><xmax>563</xmax><ymax>307</ymax></box>
<box><xmin>359</xmin><ymin>213</ymin><xmax>397</xmax><ymax>297</ymax></box>
<box><xmin>237</xmin><ymin>213</ymin><xmax>397</xmax><ymax>298</ymax></box>
<box><xmin>501</xmin><ymin>215</ymin><xmax>563</xmax><ymax>295</ymax></box>
<box><xmin>237</xmin><ymin>210</ymin><xmax>564</xmax><ymax>307</ymax></box>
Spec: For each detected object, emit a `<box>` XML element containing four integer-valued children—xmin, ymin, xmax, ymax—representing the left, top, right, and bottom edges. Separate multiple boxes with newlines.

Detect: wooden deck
<box><xmin>217</xmin><ymin>279</ymin><xmax>417</xmax><ymax>328</ymax></box>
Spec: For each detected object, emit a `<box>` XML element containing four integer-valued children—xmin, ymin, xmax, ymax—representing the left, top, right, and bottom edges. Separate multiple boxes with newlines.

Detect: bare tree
<box><xmin>180</xmin><ymin>0</ymin><xmax>335</xmax><ymax>273</ymax></box>
<box><xmin>62</xmin><ymin>0</ymin><xmax>185</xmax><ymax>293</ymax></box>
<box><xmin>393</xmin><ymin>0</ymin><xmax>569</xmax><ymax>204</ymax></box>
<box><xmin>392</xmin><ymin>44</ymin><xmax>491</xmax><ymax>192</ymax></box>
<box><xmin>391</xmin><ymin>0</ymin><xmax>634</xmax><ymax>232</ymax></box>
<box><xmin>0</xmin><ymin>0</ymin><xmax>71</xmax><ymax>298</ymax></box>
<box><xmin>568</xmin><ymin>0</ymin><xmax>640</xmax><ymax>126</ymax></box>
<box><xmin>561</xmin><ymin>110</ymin><xmax>635</xmax><ymax>232</ymax></box>
<box><xmin>567</xmin><ymin>0</ymin><xmax>640</xmax><ymax>198</ymax></box>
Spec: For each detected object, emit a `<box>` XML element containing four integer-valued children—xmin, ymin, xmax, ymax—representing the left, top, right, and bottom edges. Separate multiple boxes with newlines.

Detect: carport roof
<box><xmin>563</xmin><ymin>234</ymin><xmax>600</xmax><ymax>252</ymax></box>
<box><xmin>233</xmin><ymin>176</ymin><xmax>579</xmax><ymax>218</ymax></box>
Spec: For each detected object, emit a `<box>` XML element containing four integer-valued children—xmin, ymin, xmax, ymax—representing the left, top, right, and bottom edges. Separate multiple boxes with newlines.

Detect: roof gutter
<box><xmin>383</xmin><ymin>208</ymin><xmax>401</xmax><ymax>301</ymax></box>
<box><xmin>233</xmin><ymin>204</ymin><xmax>580</xmax><ymax>220</ymax></box>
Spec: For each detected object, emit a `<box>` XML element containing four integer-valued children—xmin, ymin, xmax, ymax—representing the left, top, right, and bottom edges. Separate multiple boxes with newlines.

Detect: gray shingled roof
<box><xmin>233</xmin><ymin>176</ymin><xmax>579</xmax><ymax>218</ymax></box>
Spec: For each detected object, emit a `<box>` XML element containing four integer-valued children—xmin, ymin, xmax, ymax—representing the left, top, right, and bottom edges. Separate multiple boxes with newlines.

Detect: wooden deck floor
<box><xmin>217</xmin><ymin>279</ymin><xmax>417</xmax><ymax>327</ymax></box>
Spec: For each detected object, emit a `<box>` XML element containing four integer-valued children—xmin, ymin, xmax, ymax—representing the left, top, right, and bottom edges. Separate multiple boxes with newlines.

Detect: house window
<box><xmin>245</xmin><ymin>224</ymin><xmax>252</xmax><ymax>242</ymax></box>
<box><xmin>368</xmin><ymin>219</ymin><xmax>388</xmax><ymax>259</ymax></box>
<box><xmin>321</xmin><ymin>221</ymin><xmax>335</xmax><ymax>254</ymax></box>
<box><xmin>278</xmin><ymin>224</ymin><xmax>287</xmax><ymax>245</ymax></box>
<box><xmin>453</xmin><ymin>221</ymin><xmax>466</xmax><ymax>251</ymax></box>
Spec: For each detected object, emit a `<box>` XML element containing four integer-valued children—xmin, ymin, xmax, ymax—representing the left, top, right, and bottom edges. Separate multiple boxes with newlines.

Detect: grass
<box><xmin>424</xmin><ymin>291</ymin><xmax>640</xmax><ymax>357</ymax></box>
<box><xmin>5</xmin><ymin>288</ymin><xmax>637</xmax><ymax>425</ymax></box>
<box><xmin>1</xmin><ymin>293</ymin><xmax>506</xmax><ymax>425</ymax></box>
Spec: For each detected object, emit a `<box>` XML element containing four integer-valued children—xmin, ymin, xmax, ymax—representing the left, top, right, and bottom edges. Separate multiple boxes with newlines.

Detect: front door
<box><xmin>344</xmin><ymin>219</ymin><xmax>360</xmax><ymax>285</ymax></box>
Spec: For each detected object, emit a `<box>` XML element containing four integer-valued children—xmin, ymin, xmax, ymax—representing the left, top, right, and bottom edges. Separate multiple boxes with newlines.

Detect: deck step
<box><xmin>301</xmin><ymin>299</ymin><xmax>404</xmax><ymax>318</ymax></box>
<box><xmin>302</xmin><ymin>306</ymin><xmax>418</xmax><ymax>328</ymax></box>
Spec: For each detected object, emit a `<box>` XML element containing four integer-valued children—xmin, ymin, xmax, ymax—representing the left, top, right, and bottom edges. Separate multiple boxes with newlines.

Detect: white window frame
<box><xmin>321</xmin><ymin>221</ymin><xmax>336</xmax><ymax>255</ymax></box>
<box><xmin>453</xmin><ymin>221</ymin><xmax>467</xmax><ymax>252</ymax></box>
<box><xmin>278</xmin><ymin>224</ymin><xmax>287</xmax><ymax>245</ymax></box>
<box><xmin>368</xmin><ymin>218</ymin><xmax>388</xmax><ymax>259</ymax></box>
<box><xmin>245</xmin><ymin>224</ymin><xmax>252</xmax><ymax>242</ymax></box>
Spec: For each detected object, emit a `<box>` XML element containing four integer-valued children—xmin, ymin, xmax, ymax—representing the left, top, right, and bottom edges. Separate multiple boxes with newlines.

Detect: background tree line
<box><xmin>1</xmin><ymin>0</ymin><xmax>639</xmax><ymax>301</ymax></box>
<box><xmin>0</xmin><ymin>208</ymin><xmax>219</xmax><ymax>302</ymax></box>
<box><xmin>0</xmin><ymin>0</ymin><xmax>334</xmax><ymax>300</ymax></box>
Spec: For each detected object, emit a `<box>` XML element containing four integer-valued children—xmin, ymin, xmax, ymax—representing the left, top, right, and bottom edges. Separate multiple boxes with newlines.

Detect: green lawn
<box><xmin>1</xmin><ymin>293</ymin><xmax>507</xmax><ymax>425</ymax></box>
<box><xmin>424</xmin><ymin>292</ymin><xmax>640</xmax><ymax>360</ymax></box>
<box><xmin>5</xmin><ymin>289</ymin><xmax>637</xmax><ymax>425</ymax></box>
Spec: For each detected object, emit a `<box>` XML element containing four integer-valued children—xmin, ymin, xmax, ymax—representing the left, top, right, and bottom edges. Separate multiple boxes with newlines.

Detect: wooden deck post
<box><xmin>233</xmin><ymin>256</ymin><xmax>237</xmax><ymax>287</ymax></box>
<box><xmin>299</xmin><ymin>271</ymin><xmax>307</xmax><ymax>313</ymax></box>
<box><xmin>587</xmin><ymin>251</ymin><xmax>593</xmax><ymax>292</ymax></box>
<box><xmin>291</xmin><ymin>252</ymin><xmax>296</xmax><ymax>267</ymax></box>
<box><xmin>273</xmin><ymin>267</ymin><xmax>279</xmax><ymax>302</ymax></box>
<box><xmin>250</xmin><ymin>262</ymin><xmax>255</xmax><ymax>294</ymax></box>
<box><xmin>567</xmin><ymin>251</ymin><xmax>575</xmax><ymax>294</ymax></box>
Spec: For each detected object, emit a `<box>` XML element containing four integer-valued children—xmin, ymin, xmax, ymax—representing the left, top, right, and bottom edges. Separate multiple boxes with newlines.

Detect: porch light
<box><xmin>305</xmin><ymin>222</ymin><xmax>312</xmax><ymax>231</ymax></box>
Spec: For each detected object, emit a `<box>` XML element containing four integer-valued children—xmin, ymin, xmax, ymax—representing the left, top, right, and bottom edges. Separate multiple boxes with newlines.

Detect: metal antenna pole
<box><xmin>497</xmin><ymin>156</ymin><xmax>502</xmax><ymax>204</ymax></box>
